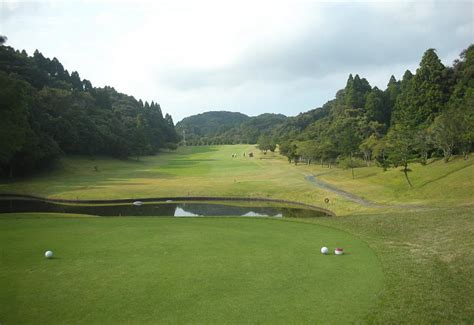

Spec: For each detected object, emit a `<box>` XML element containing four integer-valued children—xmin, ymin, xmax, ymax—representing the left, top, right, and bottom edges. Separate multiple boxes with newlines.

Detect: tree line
<box><xmin>276</xmin><ymin>45</ymin><xmax>473</xmax><ymax>186</ymax></box>
<box><xmin>0</xmin><ymin>38</ymin><xmax>179</xmax><ymax>177</ymax></box>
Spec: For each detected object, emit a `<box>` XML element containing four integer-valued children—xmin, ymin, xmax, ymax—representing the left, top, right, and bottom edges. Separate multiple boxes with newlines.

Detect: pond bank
<box><xmin>0</xmin><ymin>194</ymin><xmax>336</xmax><ymax>217</ymax></box>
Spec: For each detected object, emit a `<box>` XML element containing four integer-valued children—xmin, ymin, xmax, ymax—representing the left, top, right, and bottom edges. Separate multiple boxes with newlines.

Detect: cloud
<box><xmin>2</xmin><ymin>0</ymin><xmax>473</xmax><ymax>121</ymax></box>
<box><xmin>157</xmin><ymin>1</ymin><xmax>472</xmax><ymax>91</ymax></box>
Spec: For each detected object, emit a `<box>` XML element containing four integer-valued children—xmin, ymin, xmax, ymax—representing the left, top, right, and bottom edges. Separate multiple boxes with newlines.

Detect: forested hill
<box><xmin>177</xmin><ymin>45</ymin><xmax>473</xmax><ymax>180</ymax></box>
<box><xmin>176</xmin><ymin>111</ymin><xmax>249</xmax><ymax>144</ymax></box>
<box><xmin>276</xmin><ymin>45</ymin><xmax>473</xmax><ymax>175</ymax></box>
<box><xmin>0</xmin><ymin>40</ymin><xmax>180</xmax><ymax>177</ymax></box>
<box><xmin>176</xmin><ymin>111</ymin><xmax>286</xmax><ymax>145</ymax></box>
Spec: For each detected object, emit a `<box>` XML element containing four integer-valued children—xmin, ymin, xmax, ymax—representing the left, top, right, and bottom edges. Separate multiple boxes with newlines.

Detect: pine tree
<box><xmin>344</xmin><ymin>74</ymin><xmax>372</xmax><ymax>109</ymax></box>
<box><xmin>393</xmin><ymin>50</ymin><xmax>447</xmax><ymax>127</ymax></box>
<box><xmin>384</xmin><ymin>75</ymin><xmax>400</xmax><ymax>123</ymax></box>
<box><xmin>365</xmin><ymin>87</ymin><xmax>389</xmax><ymax>126</ymax></box>
<box><xmin>70</xmin><ymin>71</ymin><xmax>83</xmax><ymax>90</ymax></box>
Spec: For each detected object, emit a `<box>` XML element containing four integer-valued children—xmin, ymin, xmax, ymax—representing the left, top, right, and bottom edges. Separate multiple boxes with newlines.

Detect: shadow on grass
<box><xmin>171</xmin><ymin>146</ymin><xmax>219</xmax><ymax>155</ymax></box>
<box><xmin>354</xmin><ymin>172</ymin><xmax>378</xmax><ymax>180</ymax></box>
<box><xmin>418</xmin><ymin>162</ymin><xmax>473</xmax><ymax>188</ymax></box>
<box><xmin>160</xmin><ymin>159</ymin><xmax>218</xmax><ymax>169</ymax></box>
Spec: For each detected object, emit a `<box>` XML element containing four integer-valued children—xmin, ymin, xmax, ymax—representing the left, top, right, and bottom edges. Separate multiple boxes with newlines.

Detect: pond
<box><xmin>0</xmin><ymin>198</ymin><xmax>331</xmax><ymax>218</ymax></box>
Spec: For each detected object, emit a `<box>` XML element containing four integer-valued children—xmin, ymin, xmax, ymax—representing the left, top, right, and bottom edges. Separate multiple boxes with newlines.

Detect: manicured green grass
<box><xmin>0</xmin><ymin>214</ymin><xmax>382</xmax><ymax>324</ymax></box>
<box><xmin>306</xmin><ymin>207</ymin><xmax>474</xmax><ymax>323</ymax></box>
<box><xmin>0</xmin><ymin>145</ymin><xmax>342</xmax><ymax>212</ymax></box>
<box><xmin>1</xmin><ymin>146</ymin><xmax>472</xmax><ymax>214</ymax></box>
<box><xmin>1</xmin><ymin>145</ymin><xmax>473</xmax><ymax>323</ymax></box>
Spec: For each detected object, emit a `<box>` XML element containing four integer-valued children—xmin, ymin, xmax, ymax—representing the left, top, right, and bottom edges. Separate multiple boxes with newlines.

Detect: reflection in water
<box><xmin>174</xmin><ymin>207</ymin><xmax>200</xmax><ymax>217</ymax></box>
<box><xmin>242</xmin><ymin>211</ymin><xmax>282</xmax><ymax>217</ymax></box>
<box><xmin>0</xmin><ymin>199</ymin><xmax>330</xmax><ymax>218</ymax></box>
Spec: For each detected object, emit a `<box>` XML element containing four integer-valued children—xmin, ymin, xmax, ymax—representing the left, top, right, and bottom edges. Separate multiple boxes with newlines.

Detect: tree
<box><xmin>318</xmin><ymin>140</ymin><xmax>338</xmax><ymax>168</ymax></box>
<box><xmin>384</xmin><ymin>75</ymin><xmax>400</xmax><ymax>116</ymax></box>
<box><xmin>385</xmin><ymin>124</ymin><xmax>416</xmax><ymax>187</ymax></box>
<box><xmin>413</xmin><ymin>127</ymin><xmax>432</xmax><ymax>165</ymax></box>
<box><xmin>344</xmin><ymin>74</ymin><xmax>372</xmax><ymax>109</ymax></box>
<box><xmin>430</xmin><ymin>104</ymin><xmax>472</xmax><ymax>162</ymax></box>
<box><xmin>0</xmin><ymin>72</ymin><xmax>30</xmax><ymax>175</ymax></box>
<box><xmin>329</xmin><ymin>111</ymin><xmax>362</xmax><ymax>179</ymax></box>
<box><xmin>448</xmin><ymin>44</ymin><xmax>474</xmax><ymax>159</ymax></box>
<box><xmin>392</xmin><ymin>50</ymin><xmax>448</xmax><ymax>127</ymax></box>
<box><xmin>257</xmin><ymin>135</ymin><xmax>276</xmax><ymax>154</ymax></box>
<box><xmin>132</xmin><ymin>114</ymin><xmax>147</xmax><ymax>160</ymax></box>
<box><xmin>365</xmin><ymin>87</ymin><xmax>390</xmax><ymax>126</ymax></box>
<box><xmin>296</xmin><ymin>140</ymin><xmax>319</xmax><ymax>164</ymax></box>
<box><xmin>70</xmin><ymin>71</ymin><xmax>83</xmax><ymax>90</ymax></box>
<box><xmin>359</xmin><ymin>134</ymin><xmax>378</xmax><ymax>166</ymax></box>
<box><xmin>391</xmin><ymin>70</ymin><xmax>413</xmax><ymax>125</ymax></box>
<box><xmin>430</xmin><ymin>112</ymin><xmax>456</xmax><ymax>162</ymax></box>
<box><xmin>279</xmin><ymin>141</ymin><xmax>299</xmax><ymax>164</ymax></box>
<box><xmin>82</xmin><ymin>79</ymin><xmax>93</xmax><ymax>92</ymax></box>
<box><xmin>0</xmin><ymin>35</ymin><xmax>7</xmax><ymax>45</ymax></box>
<box><xmin>165</xmin><ymin>113</ymin><xmax>174</xmax><ymax>126</ymax></box>
<box><xmin>373</xmin><ymin>138</ymin><xmax>389</xmax><ymax>171</ymax></box>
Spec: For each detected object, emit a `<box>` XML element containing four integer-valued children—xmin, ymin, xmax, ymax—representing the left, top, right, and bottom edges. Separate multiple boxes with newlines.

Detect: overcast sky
<box><xmin>1</xmin><ymin>0</ymin><xmax>472</xmax><ymax>121</ymax></box>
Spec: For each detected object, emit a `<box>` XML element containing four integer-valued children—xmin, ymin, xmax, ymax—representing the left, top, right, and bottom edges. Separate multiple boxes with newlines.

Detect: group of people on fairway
<box><xmin>232</xmin><ymin>152</ymin><xmax>253</xmax><ymax>158</ymax></box>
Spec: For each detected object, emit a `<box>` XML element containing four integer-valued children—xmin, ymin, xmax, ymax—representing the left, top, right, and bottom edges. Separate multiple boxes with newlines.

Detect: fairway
<box><xmin>0</xmin><ymin>214</ymin><xmax>382</xmax><ymax>324</ymax></box>
<box><xmin>2</xmin><ymin>145</ymin><xmax>472</xmax><ymax>216</ymax></box>
<box><xmin>0</xmin><ymin>145</ymin><xmax>333</xmax><ymax>210</ymax></box>
<box><xmin>1</xmin><ymin>145</ymin><xmax>473</xmax><ymax>323</ymax></box>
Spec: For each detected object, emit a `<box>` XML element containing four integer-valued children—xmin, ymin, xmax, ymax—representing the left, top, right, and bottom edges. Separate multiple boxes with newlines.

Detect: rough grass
<box><xmin>0</xmin><ymin>214</ymin><xmax>382</xmax><ymax>324</ymax></box>
<box><xmin>300</xmin><ymin>156</ymin><xmax>474</xmax><ymax>207</ymax></box>
<box><xmin>1</xmin><ymin>145</ymin><xmax>473</xmax><ymax>323</ymax></box>
<box><xmin>305</xmin><ymin>207</ymin><xmax>474</xmax><ymax>323</ymax></box>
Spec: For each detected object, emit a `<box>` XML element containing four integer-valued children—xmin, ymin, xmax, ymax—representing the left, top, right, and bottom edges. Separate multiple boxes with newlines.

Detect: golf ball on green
<box><xmin>320</xmin><ymin>247</ymin><xmax>329</xmax><ymax>254</ymax></box>
<box><xmin>45</xmin><ymin>250</ymin><xmax>54</xmax><ymax>259</ymax></box>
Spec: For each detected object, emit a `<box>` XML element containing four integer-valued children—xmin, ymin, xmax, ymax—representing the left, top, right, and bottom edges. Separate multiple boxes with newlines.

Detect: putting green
<box><xmin>0</xmin><ymin>214</ymin><xmax>383</xmax><ymax>323</ymax></box>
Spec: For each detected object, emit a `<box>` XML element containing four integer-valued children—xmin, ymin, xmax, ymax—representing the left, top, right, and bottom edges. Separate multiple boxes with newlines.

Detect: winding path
<box><xmin>304</xmin><ymin>174</ymin><xmax>429</xmax><ymax>210</ymax></box>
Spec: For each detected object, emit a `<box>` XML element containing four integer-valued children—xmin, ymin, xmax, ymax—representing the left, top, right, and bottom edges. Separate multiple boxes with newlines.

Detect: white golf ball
<box><xmin>44</xmin><ymin>250</ymin><xmax>54</xmax><ymax>259</ymax></box>
<box><xmin>320</xmin><ymin>247</ymin><xmax>329</xmax><ymax>254</ymax></box>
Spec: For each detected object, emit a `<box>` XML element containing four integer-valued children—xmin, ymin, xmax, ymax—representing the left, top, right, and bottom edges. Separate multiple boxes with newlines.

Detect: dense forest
<box><xmin>1</xmin><ymin>35</ymin><xmax>472</xmax><ymax>184</ymax></box>
<box><xmin>176</xmin><ymin>111</ymin><xmax>287</xmax><ymax>145</ymax></box>
<box><xmin>178</xmin><ymin>45</ymin><xmax>473</xmax><ymax>185</ymax></box>
<box><xmin>276</xmin><ymin>45</ymin><xmax>473</xmax><ymax>185</ymax></box>
<box><xmin>0</xmin><ymin>37</ymin><xmax>179</xmax><ymax>177</ymax></box>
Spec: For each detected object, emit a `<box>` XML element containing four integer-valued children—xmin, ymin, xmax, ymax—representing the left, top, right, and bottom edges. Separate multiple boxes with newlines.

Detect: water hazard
<box><xmin>0</xmin><ymin>199</ymin><xmax>331</xmax><ymax>218</ymax></box>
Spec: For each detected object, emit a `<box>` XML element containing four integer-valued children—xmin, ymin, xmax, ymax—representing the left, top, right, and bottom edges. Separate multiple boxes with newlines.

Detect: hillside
<box><xmin>176</xmin><ymin>111</ymin><xmax>287</xmax><ymax>145</ymax></box>
<box><xmin>0</xmin><ymin>44</ymin><xmax>180</xmax><ymax>177</ymax></box>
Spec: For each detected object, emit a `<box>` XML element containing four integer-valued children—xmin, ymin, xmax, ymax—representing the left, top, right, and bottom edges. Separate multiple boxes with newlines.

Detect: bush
<box><xmin>336</xmin><ymin>156</ymin><xmax>366</xmax><ymax>169</ymax></box>
<box><xmin>165</xmin><ymin>142</ymin><xmax>178</xmax><ymax>150</ymax></box>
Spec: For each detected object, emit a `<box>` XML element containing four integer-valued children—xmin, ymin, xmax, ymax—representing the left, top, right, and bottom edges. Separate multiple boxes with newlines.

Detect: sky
<box><xmin>1</xmin><ymin>0</ymin><xmax>473</xmax><ymax>122</ymax></box>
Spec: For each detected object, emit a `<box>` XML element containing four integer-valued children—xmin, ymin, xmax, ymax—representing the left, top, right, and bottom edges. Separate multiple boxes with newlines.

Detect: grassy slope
<box><xmin>310</xmin><ymin>208</ymin><xmax>474</xmax><ymax>323</ymax></box>
<box><xmin>1</xmin><ymin>145</ymin><xmax>473</xmax><ymax>322</ymax></box>
<box><xmin>0</xmin><ymin>215</ymin><xmax>382</xmax><ymax>324</ymax></box>
<box><xmin>2</xmin><ymin>146</ymin><xmax>472</xmax><ymax>213</ymax></box>
<box><xmin>300</xmin><ymin>156</ymin><xmax>474</xmax><ymax>207</ymax></box>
